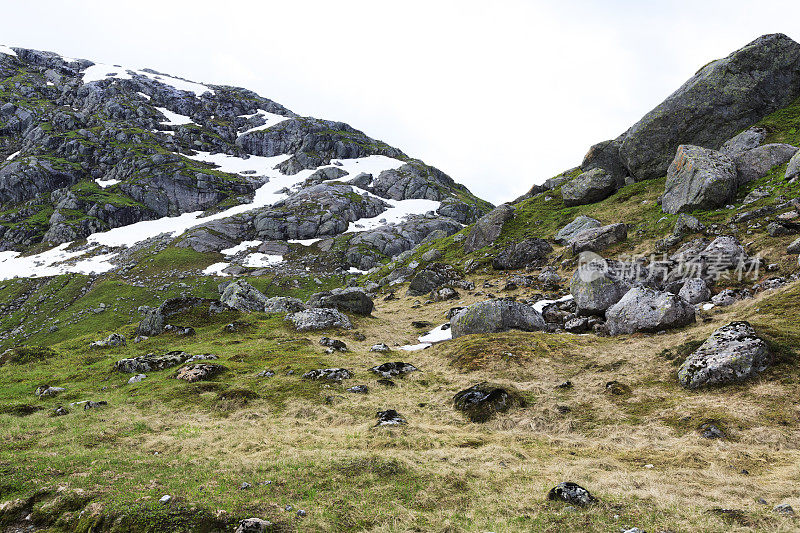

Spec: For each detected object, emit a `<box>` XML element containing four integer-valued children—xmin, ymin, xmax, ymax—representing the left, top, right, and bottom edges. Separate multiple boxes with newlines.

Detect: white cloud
<box><xmin>5</xmin><ymin>0</ymin><xmax>800</xmax><ymax>203</ymax></box>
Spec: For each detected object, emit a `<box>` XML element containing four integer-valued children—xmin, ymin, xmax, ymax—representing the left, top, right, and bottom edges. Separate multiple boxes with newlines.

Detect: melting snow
<box><xmin>155</xmin><ymin>107</ymin><xmax>194</xmax><ymax>126</ymax></box>
<box><xmin>345</xmin><ymin>198</ymin><xmax>440</xmax><ymax>233</ymax></box>
<box><xmin>239</xmin><ymin>110</ymin><xmax>290</xmax><ymax>135</ymax></box>
<box><xmin>0</xmin><ymin>245</ymin><xmax>115</xmax><ymax>280</ymax></box>
<box><xmin>0</xmin><ymin>45</ymin><xmax>17</xmax><ymax>57</ymax></box>
<box><xmin>95</xmin><ymin>178</ymin><xmax>120</xmax><ymax>188</ymax></box>
<box><xmin>5</xmin><ymin>151</ymin><xmax>20</xmax><ymax>161</ymax></box>
<box><xmin>81</xmin><ymin>62</ymin><xmax>214</xmax><ymax>96</ymax></box>
<box><xmin>221</xmin><ymin>240</ymin><xmax>262</xmax><ymax>256</ymax></box>
<box><xmin>289</xmin><ymin>238</ymin><xmax>322</xmax><ymax>246</ymax></box>
<box><xmin>137</xmin><ymin>92</ymin><xmax>151</xmax><ymax>100</ymax></box>
<box><xmin>400</xmin><ymin>323</ymin><xmax>452</xmax><ymax>351</ymax></box>
<box><xmin>532</xmin><ymin>294</ymin><xmax>573</xmax><ymax>313</ymax></box>
<box><xmin>202</xmin><ymin>262</ymin><xmax>230</xmax><ymax>276</ymax></box>
<box><xmin>242</xmin><ymin>253</ymin><xmax>282</xmax><ymax>267</ymax></box>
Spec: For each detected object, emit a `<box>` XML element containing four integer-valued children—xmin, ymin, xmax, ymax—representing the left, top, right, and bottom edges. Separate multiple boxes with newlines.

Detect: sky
<box><xmin>4</xmin><ymin>1</ymin><xmax>800</xmax><ymax>204</ymax></box>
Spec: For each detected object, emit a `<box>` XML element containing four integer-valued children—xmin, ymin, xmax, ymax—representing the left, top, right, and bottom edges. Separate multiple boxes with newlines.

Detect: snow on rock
<box><xmin>0</xmin><ymin>245</ymin><xmax>115</xmax><ymax>281</ymax></box>
<box><xmin>95</xmin><ymin>178</ymin><xmax>120</xmax><ymax>188</ymax></box>
<box><xmin>289</xmin><ymin>238</ymin><xmax>322</xmax><ymax>246</ymax></box>
<box><xmin>81</xmin><ymin>62</ymin><xmax>214</xmax><ymax>96</ymax></box>
<box><xmin>400</xmin><ymin>323</ymin><xmax>452</xmax><ymax>351</ymax></box>
<box><xmin>155</xmin><ymin>107</ymin><xmax>194</xmax><ymax>126</ymax></box>
<box><xmin>345</xmin><ymin>198</ymin><xmax>440</xmax><ymax>233</ymax></box>
<box><xmin>202</xmin><ymin>262</ymin><xmax>231</xmax><ymax>276</ymax></box>
<box><xmin>239</xmin><ymin>110</ymin><xmax>290</xmax><ymax>134</ymax></box>
<box><xmin>0</xmin><ymin>45</ymin><xmax>17</xmax><ymax>57</ymax></box>
<box><xmin>532</xmin><ymin>295</ymin><xmax>573</xmax><ymax>313</ymax></box>
<box><xmin>221</xmin><ymin>240</ymin><xmax>262</xmax><ymax>256</ymax></box>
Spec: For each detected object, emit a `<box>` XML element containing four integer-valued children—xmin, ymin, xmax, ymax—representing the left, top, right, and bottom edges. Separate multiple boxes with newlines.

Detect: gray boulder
<box><xmin>307</xmin><ymin>287</ymin><xmax>374</xmax><ymax>316</ymax></box>
<box><xmin>606</xmin><ymin>287</ymin><xmax>695</xmax><ymax>335</ymax></box>
<box><xmin>453</xmin><ymin>382</ymin><xmax>522</xmax><ymax>422</ymax></box>
<box><xmin>220</xmin><ymin>280</ymin><xmax>271</xmax><ymax>312</ymax></box>
<box><xmin>235</xmin><ymin>518</ymin><xmax>273</xmax><ymax>533</ymax></box>
<box><xmin>491</xmin><ymin>238</ymin><xmax>552</xmax><ymax>270</ymax></box>
<box><xmin>450</xmin><ymin>299</ymin><xmax>546</xmax><ymax>338</ymax></box>
<box><xmin>661</xmin><ymin>145</ymin><xmax>738</xmax><ymax>214</ymax></box>
<box><xmin>115</xmin><ymin>351</ymin><xmax>193</xmax><ymax>373</ymax></box>
<box><xmin>568</xmin><ymin>223</ymin><xmax>627</xmax><ymax>254</ymax></box>
<box><xmin>548</xmin><ymin>482</ymin><xmax>597</xmax><ymax>506</ymax></box>
<box><xmin>581</xmin><ymin>138</ymin><xmax>628</xmax><ymax>185</ymax></box>
<box><xmin>678</xmin><ymin>321</ymin><xmax>770</xmax><ymax>388</ymax></box>
<box><xmin>569</xmin><ymin>260</ymin><xmax>630</xmax><ymax>315</ymax></box>
<box><xmin>406</xmin><ymin>263</ymin><xmax>462</xmax><ymax>296</ymax></box>
<box><xmin>787</xmin><ymin>236</ymin><xmax>800</xmax><ymax>254</ymax></box>
<box><xmin>619</xmin><ymin>34</ymin><xmax>800</xmax><ymax>181</ymax></box>
<box><xmin>561</xmin><ymin>168</ymin><xmax>617</xmax><ymax>206</ymax></box>
<box><xmin>90</xmin><ymin>333</ymin><xmax>126</xmax><ymax>348</ymax></box>
<box><xmin>720</xmin><ymin>126</ymin><xmax>768</xmax><ymax>157</ymax></box>
<box><xmin>733</xmin><ymin>143</ymin><xmax>798</xmax><ymax>185</ymax></box>
<box><xmin>787</xmin><ymin>149</ymin><xmax>800</xmax><ymax>180</ymax></box>
<box><xmin>554</xmin><ymin>215</ymin><xmax>602</xmax><ymax>245</ymax></box>
<box><xmin>678</xmin><ymin>277</ymin><xmax>711</xmax><ymax>304</ymax></box>
<box><xmin>464</xmin><ymin>204</ymin><xmax>514</xmax><ymax>252</ymax></box>
<box><xmin>302</xmin><ymin>368</ymin><xmax>353</xmax><ymax>381</ymax></box>
<box><xmin>286</xmin><ymin>308</ymin><xmax>352</xmax><ymax>331</ymax></box>
<box><xmin>673</xmin><ymin>213</ymin><xmax>706</xmax><ymax>235</ymax></box>
<box><xmin>263</xmin><ymin>296</ymin><xmax>305</xmax><ymax>314</ymax></box>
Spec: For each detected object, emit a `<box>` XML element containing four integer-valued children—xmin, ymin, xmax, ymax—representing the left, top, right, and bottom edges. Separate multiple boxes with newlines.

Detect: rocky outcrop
<box><xmin>450</xmin><ymin>299</ymin><xmax>545</xmax><ymax>338</ymax></box>
<box><xmin>547</xmin><ymin>482</ymin><xmax>597</xmax><ymax>506</ymax></box>
<box><xmin>581</xmin><ymin>138</ymin><xmax>628</xmax><ymax>185</ymax></box>
<box><xmin>263</xmin><ymin>296</ymin><xmax>305</xmax><ymax>314</ymax></box>
<box><xmin>220</xmin><ymin>280</ymin><xmax>271</xmax><ymax>312</ymax></box>
<box><xmin>115</xmin><ymin>351</ymin><xmax>195</xmax><ymax>373</ymax></box>
<box><xmin>406</xmin><ymin>263</ymin><xmax>464</xmax><ymax>296</ymax></box>
<box><xmin>619</xmin><ymin>34</ymin><xmax>800</xmax><ymax>180</ymax></box>
<box><xmin>370</xmin><ymin>362</ymin><xmax>419</xmax><ymax>378</ymax></box>
<box><xmin>569</xmin><ymin>260</ymin><xmax>630</xmax><ymax>315</ymax></box>
<box><xmin>464</xmin><ymin>204</ymin><xmax>514</xmax><ymax>252</ymax></box>
<box><xmin>561</xmin><ymin>168</ymin><xmax>617</xmax><ymax>206</ymax></box>
<box><xmin>720</xmin><ymin>126</ymin><xmax>768</xmax><ymax>157</ymax></box>
<box><xmin>554</xmin><ymin>215</ymin><xmax>602</xmax><ymax>245</ymax></box>
<box><xmin>678</xmin><ymin>321</ymin><xmax>771</xmax><ymax>388</ymax></box>
<box><xmin>491</xmin><ymin>238</ymin><xmax>552</xmax><ymax>270</ymax></box>
<box><xmin>661</xmin><ymin>145</ymin><xmax>738</xmax><ymax>214</ymax></box>
<box><xmin>302</xmin><ymin>368</ymin><xmax>353</xmax><ymax>381</ymax></box>
<box><xmin>605</xmin><ymin>287</ymin><xmax>695</xmax><ymax>335</ymax></box>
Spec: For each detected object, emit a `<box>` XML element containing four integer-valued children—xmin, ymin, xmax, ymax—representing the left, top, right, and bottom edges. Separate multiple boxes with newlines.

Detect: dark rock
<box><xmin>733</xmin><ymin>143</ymin><xmax>798</xmax><ymax>185</ymax></box>
<box><xmin>90</xmin><ymin>333</ymin><xmax>126</xmax><ymax>348</ymax></box>
<box><xmin>700</xmin><ymin>421</ymin><xmax>725</xmax><ymax>439</ymax></box>
<box><xmin>319</xmin><ymin>337</ymin><xmax>348</xmax><ymax>352</ymax></box>
<box><xmin>569</xmin><ymin>258</ymin><xmax>631</xmax><ymax>315</ymax></box>
<box><xmin>406</xmin><ymin>263</ymin><xmax>463</xmax><ymax>296</ymax></box>
<box><xmin>564</xmin><ymin>317</ymin><xmax>590</xmax><ymax>333</ymax></box>
<box><xmin>554</xmin><ymin>215</ymin><xmax>602</xmax><ymax>245</ymax></box>
<box><xmin>115</xmin><ymin>351</ymin><xmax>195</xmax><ymax>373</ymax></box>
<box><xmin>431</xmin><ymin>287</ymin><xmax>459</xmax><ymax>301</ymax></box>
<box><xmin>720</xmin><ymin>126</ymin><xmax>768</xmax><ymax>157</ymax></box>
<box><xmin>678</xmin><ymin>277</ymin><xmax>711</xmax><ymax>305</ymax></box>
<box><xmin>347</xmin><ymin>385</ymin><xmax>369</xmax><ymax>394</ymax></box>
<box><xmin>453</xmin><ymin>382</ymin><xmax>522</xmax><ymax>422</ymax></box>
<box><xmin>220</xmin><ymin>279</ymin><xmax>271</xmax><ymax>312</ymax></box>
<box><xmin>370</xmin><ymin>343</ymin><xmax>391</xmax><ymax>352</ymax></box>
<box><xmin>235</xmin><ymin>518</ymin><xmax>273</xmax><ymax>533</ymax></box>
<box><xmin>568</xmin><ymin>223</ymin><xmax>627</xmax><ymax>254</ymax></box>
<box><xmin>561</xmin><ymin>168</ymin><xmax>618</xmax><ymax>206</ymax></box>
<box><xmin>464</xmin><ymin>204</ymin><xmax>514</xmax><ymax>252</ymax></box>
<box><xmin>547</xmin><ymin>482</ymin><xmax>597</xmax><ymax>506</ymax></box>
<box><xmin>375</xmin><ymin>409</ymin><xmax>406</xmax><ymax>426</ymax></box>
<box><xmin>83</xmin><ymin>401</ymin><xmax>108</xmax><ymax>410</ymax></box>
<box><xmin>370</xmin><ymin>362</ymin><xmax>419</xmax><ymax>378</ymax></box>
<box><xmin>302</xmin><ymin>368</ymin><xmax>353</xmax><ymax>382</ymax></box>
<box><xmin>307</xmin><ymin>287</ymin><xmax>373</xmax><ymax>316</ymax></box>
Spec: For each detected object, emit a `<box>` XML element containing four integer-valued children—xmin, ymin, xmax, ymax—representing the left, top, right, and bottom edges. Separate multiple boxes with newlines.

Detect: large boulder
<box><xmin>677</xmin><ymin>277</ymin><xmax>712</xmax><ymax>305</ymax></box>
<box><xmin>220</xmin><ymin>280</ymin><xmax>271</xmax><ymax>312</ymax></box>
<box><xmin>720</xmin><ymin>126</ymin><xmax>768</xmax><ymax>157</ymax></box>
<box><xmin>733</xmin><ymin>143</ymin><xmax>798</xmax><ymax>185</ymax></box>
<box><xmin>605</xmin><ymin>287</ymin><xmax>695</xmax><ymax>335</ymax></box>
<box><xmin>263</xmin><ymin>296</ymin><xmax>305</xmax><ymax>314</ymax></box>
<box><xmin>136</xmin><ymin>296</ymin><xmax>225</xmax><ymax>337</ymax></box>
<box><xmin>661</xmin><ymin>145</ymin><xmax>738</xmax><ymax>214</ymax></box>
<box><xmin>678</xmin><ymin>321</ymin><xmax>771</xmax><ymax>389</ymax></box>
<box><xmin>568</xmin><ymin>223</ymin><xmax>627</xmax><ymax>254</ymax></box>
<box><xmin>569</xmin><ymin>259</ymin><xmax>630</xmax><ymax>315</ymax></box>
<box><xmin>581</xmin><ymin>138</ymin><xmax>628</xmax><ymax>185</ymax></box>
<box><xmin>464</xmin><ymin>204</ymin><xmax>514</xmax><ymax>252</ymax></box>
<box><xmin>450</xmin><ymin>299</ymin><xmax>546</xmax><ymax>338</ymax></box>
<box><xmin>307</xmin><ymin>288</ymin><xmax>374</xmax><ymax>316</ymax></box>
<box><xmin>491</xmin><ymin>238</ymin><xmax>552</xmax><ymax>270</ymax></box>
<box><xmin>619</xmin><ymin>34</ymin><xmax>800</xmax><ymax>181</ymax></box>
<box><xmin>286</xmin><ymin>308</ymin><xmax>352</xmax><ymax>331</ymax></box>
<box><xmin>561</xmin><ymin>168</ymin><xmax>618</xmax><ymax>206</ymax></box>
<box><xmin>406</xmin><ymin>263</ymin><xmax>463</xmax><ymax>296</ymax></box>
<box><xmin>554</xmin><ymin>215</ymin><xmax>602</xmax><ymax>245</ymax></box>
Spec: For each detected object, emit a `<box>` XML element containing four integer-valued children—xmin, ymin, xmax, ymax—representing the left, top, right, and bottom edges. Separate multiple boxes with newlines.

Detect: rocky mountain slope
<box><xmin>4</xmin><ymin>34</ymin><xmax>800</xmax><ymax>533</ymax></box>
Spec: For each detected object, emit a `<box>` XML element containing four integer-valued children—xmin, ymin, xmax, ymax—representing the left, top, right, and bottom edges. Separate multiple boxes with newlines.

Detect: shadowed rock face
<box><xmin>619</xmin><ymin>34</ymin><xmax>800</xmax><ymax>181</ymax></box>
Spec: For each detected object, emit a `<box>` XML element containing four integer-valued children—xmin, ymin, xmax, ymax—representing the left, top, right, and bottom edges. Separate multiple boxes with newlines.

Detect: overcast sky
<box><xmin>5</xmin><ymin>1</ymin><xmax>800</xmax><ymax>204</ymax></box>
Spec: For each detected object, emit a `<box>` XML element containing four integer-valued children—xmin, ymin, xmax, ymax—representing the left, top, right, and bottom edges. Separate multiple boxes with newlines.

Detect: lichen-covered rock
<box><xmin>569</xmin><ymin>259</ymin><xmax>631</xmax><ymax>315</ymax></box>
<box><xmin>406</xmin><ymin>263</ymin><xmax>463</xmax><ymax>296</ymax></box>
<box><xmin>619</xmin><ymin>34</ymin><xmax>800</xmax><ymax>181</ymax></box>
<box><xmin>115</xmin><ymin>351</ymin><xmax>194</xmax><ymax>373</ymax></box>
<box><xmin>90</xmin><ymin>333</ymin><xmax>126</xmax><ymax>348</ymax></box>
<box><xmin>286</xmin><ymin>308</ymin><xmax>352</xmax><ymax>331</ymax></box>
<box><xmin>220</xmin><ymin>279</ymin><xmax>271</xmax><ymax>312</ymax></box>
<box><xmin>561</xmin><ymin>168</ymin><xmax>617</xmax><ymax>206</ymax></box>
<box><xmin>175</xmin><ymin>363</ymin><xmax>223</xmax><ymax>383</ymax></box>
<box><xmin>581</xmin><ymin>138</ymin><xmax>628</xmax><ymax>185</ymax></box>
<box><xmin>263</xmin><ymin>296</ymin><xmax>306</xmax><ymax>314</ymax></box>
<box><xmin>554</xmin><ymin>215</ymin><xmax>602</xmax><ymax>244</ymax></box>
<box><xmin>733</xmin><ymin>143</ymin><xmax>798</xmax><ymax>185</ymax></box>
<box><xmin>605</xmin><ymin>287</ymin><xmax>695</xmax><ymax>335</ymax></box>
<box><xmin>678</xmin><ymin>321</ymin><xmax>771</xmax><ymax>388</ymax></box>
<box><xmin>302</xmin><ymin>368</ymin><xmax>353</xmax><ymax>381</ymax></box>
<box><xmin>375</xmin><ymin>409</ymin><xmax>406</xmax><ymax>426</ymax></box>
<box><xmin>787</xmin><ymin>149</ymin><xmax>800</xmax><ymax>181</ymax></box>
<box><xmin>661</xmin><ymin>145</ymin><xmax>738</xmax><ymax>214</ymax></box>
<box><xmin>491</xmin><ymin>238</ymin><xmax>552</xmax><ymax>270</ymax></box>
<box><xmin>453</xmin><ymin>382</ymin><xmax>522</xmax><ymax>422</ymax></box>
<box><xmin>720</xmin><ymin>126</ymin><xmax>768</xmax><ymax>157</ymax></box>
<box><xmin>370</xmin><ymin>362</ymin><xmax>419</xmax><ymax>378</ymax></box>
<box><xmin>307</xmin><ymin>287</ymin><xmax>373</xmax><ymax>316</ymax></box>
<box><xmin>464</xmin><ymin>204</ymin><xmax>514</xmax><ymax>252</ymax></box>
<box><xmin>547</xmin><ymin>482</ymin><xmax>597</xmax><ymax>506</ymax></box>
<box><xmin>568</xmin><ymin>223</ymin><xmax>627</xmax><ymax>254</ymax></box>
<box><xmin>450</xmin><ymin>299</ymin><xmax>545</xmax><ymax>338</ymax></box>
<box><xmin>235</xmin><ymin>518</ymin><xmax>273</xmax><ymax>533</ymax></box>
<box><xmin>678</xmin><ymin>277</ymin><xmax>712</xmax><ymax>305</ymax></box>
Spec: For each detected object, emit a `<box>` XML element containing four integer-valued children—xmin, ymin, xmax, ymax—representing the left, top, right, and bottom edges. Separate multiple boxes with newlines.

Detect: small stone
<box><xmin>240</xmin><ymin>482</ymin><xmax>251</xmax><ymax>490</ymax></box>
<box><xmin>127</xmin><ymin>374</ymin><xmax>146</xmax><ymax>384</ymax></box>
<box><xmin>774</xmin><ymin>503</ymin><xmax>795</xmax><ymax>515</ymax></box>
<box><xmin>159</xmin><ymin>495</ymin><xmax>172</xmax><ymax>504</ymax></box>
<box><xmin>375</xmin><ymin>409</ymin><xmax>407</xmax><ymax>426</ymax></box>
<box><xmin>347</xmin><ymin>385</ymin><xmax>369</xmax><ymax>394</ymax></box>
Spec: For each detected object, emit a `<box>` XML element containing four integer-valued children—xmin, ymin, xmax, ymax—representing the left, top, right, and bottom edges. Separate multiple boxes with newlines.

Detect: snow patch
<box><xmin>400</xmin><ymin>323</ymin><xmax>452</xmax><ymax>351</ymax></box>
<box><xmin>0</xmin><ymin>245</ymin><xmax>115</xmax><ymax>281</ymax></box>
<box><xmin>155</xmin><ymin>107</ymin><xmax>194</xmax><ymax>126</ymax></box>
<box><xmin>288</xmin><ymin>238</ymin><xmax>322</xmax><ymax>246</ymax></box>
<box><xmin>0</xmin><ymin>45</ymin><xmax>17</xmax><ymax>57</ymax></box>
<box><xmin>221</xmin><ymin>240</ymin><xmax>262</xmax><ymax>256</ymax></box>
<box><xmin>5</xmin><ymin>151</ymin><xmax>20</xmax><ymax>161</ymax></box>
<box><xmin>81</xmin><ymin>63</ymin><xmax>214</xmax><ymax>96</ymax></box>
<box><xmin>95</xmin><ymin>178</ymin><xmax>120</xmax><ymax>188</ymax></box>
<box><xmin>239</xmin><ymin>110</ymin><xmax>290</xmax><ymax>135</ymax></box>
<box><xmin>532</xmin><ymin>294</ymin><xmax>573</xmax><ymax>313</ymax></box>
<box><xmin>242</xmin><ymin>253</ymin><xmax>282</xmax><ymax>267</ymax></box>
<box><xmin>202</xmin><ymin>262</ymin><xmax>230</xmax><ymax>276</ymax></box>
<box><xmin>345</xmin><ymin>198</ymin><xmax>440</xmax><ymax>233</ymax></box>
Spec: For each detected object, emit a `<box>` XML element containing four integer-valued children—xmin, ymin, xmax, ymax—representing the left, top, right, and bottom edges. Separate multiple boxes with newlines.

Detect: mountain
<box><xmin>3</xmin><ymin>35</ymin><xmax>800</xmax><ymax>532</ymax></box>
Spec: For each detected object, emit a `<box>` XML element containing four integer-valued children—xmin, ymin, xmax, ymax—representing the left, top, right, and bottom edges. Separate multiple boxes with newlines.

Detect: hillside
<box><xmin>4</xmin><ymin>34</ymin><xmax>800</xmax><ymax>533</ymax></box>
